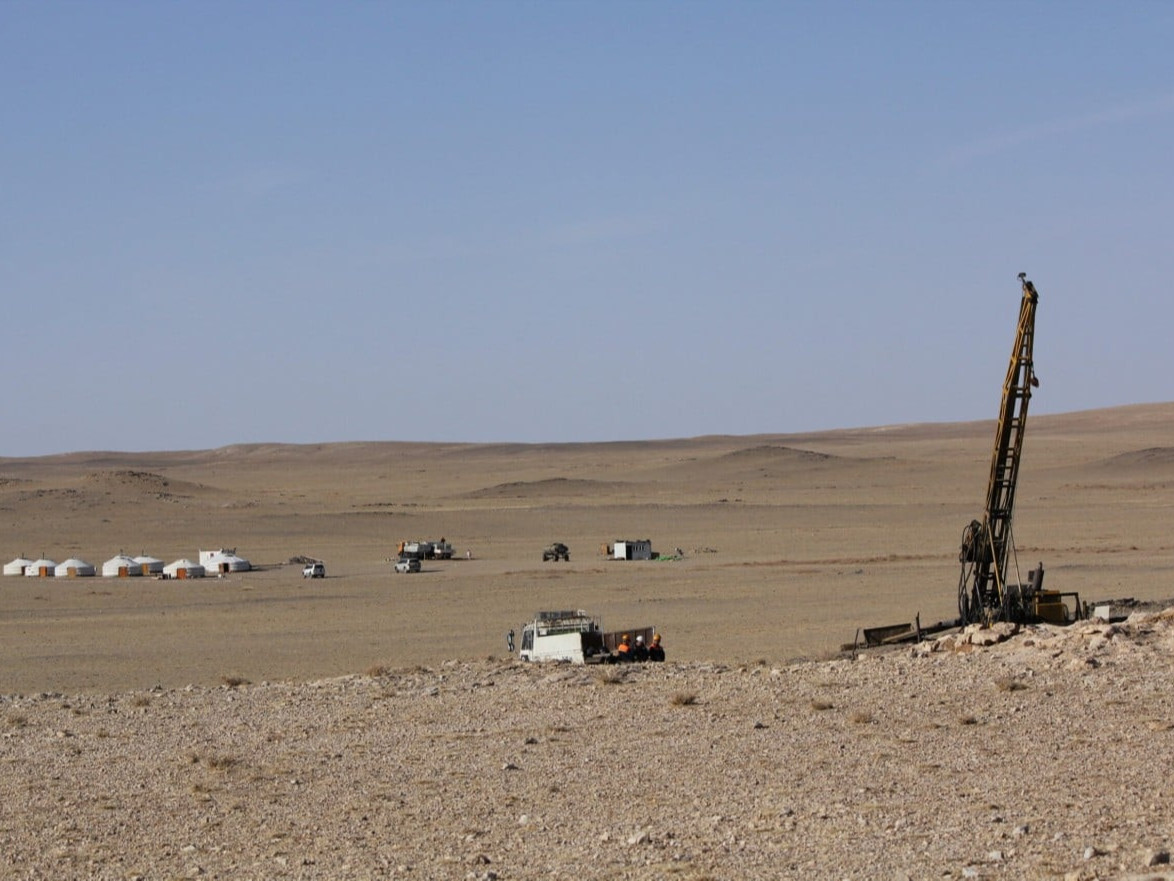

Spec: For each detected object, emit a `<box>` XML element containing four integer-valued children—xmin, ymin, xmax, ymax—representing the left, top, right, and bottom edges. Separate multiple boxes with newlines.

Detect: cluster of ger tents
<box><xmin>3</xmin><ymin>549</ymin><xmax>251</xmax><ymax>580</ymax></box>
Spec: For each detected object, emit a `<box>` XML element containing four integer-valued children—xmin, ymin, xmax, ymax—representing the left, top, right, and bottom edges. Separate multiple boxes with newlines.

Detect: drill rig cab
<box><xmin>956</xmin><ymin>274</ymin><xmax>1081</xmax><ymax>626</ymax></box>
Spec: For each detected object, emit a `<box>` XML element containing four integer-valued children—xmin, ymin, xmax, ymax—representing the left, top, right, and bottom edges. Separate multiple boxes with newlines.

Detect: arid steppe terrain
<box><xmin>3</xmin><ymin>403</ymin><xmax>1173</xmax><ymax>693</ymax></box>
<box><xmin>3</xmin><ymin>403</ymin><xmax>1174</xmax><ymax>879</ymax></box>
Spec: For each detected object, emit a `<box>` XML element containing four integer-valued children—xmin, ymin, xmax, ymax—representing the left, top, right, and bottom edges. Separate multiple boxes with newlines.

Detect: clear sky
<box><xmin>3</xmin><ymin>2</ymin><xmax>1172</xmax><ymax>456</ymax></box>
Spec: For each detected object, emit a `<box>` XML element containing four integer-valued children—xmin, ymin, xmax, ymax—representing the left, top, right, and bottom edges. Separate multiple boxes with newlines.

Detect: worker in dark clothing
<box><xmin>632</xmin><ymin>634</ymin><xmax>649</xmax><ymax>662</ymax></box>
<box><xmin>647</xmin><ymin>633</ymin><xmax>665</xmax><ymax>662</ymax></box>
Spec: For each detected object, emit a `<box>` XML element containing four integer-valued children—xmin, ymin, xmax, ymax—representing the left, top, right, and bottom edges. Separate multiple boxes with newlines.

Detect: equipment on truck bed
<box><xmin>956</xmin><ymin>273</ymin><xmax>1081</xmax><ymax>626</ymax></box>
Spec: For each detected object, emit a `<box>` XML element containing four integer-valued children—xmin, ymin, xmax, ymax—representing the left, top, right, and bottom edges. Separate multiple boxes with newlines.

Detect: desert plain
<box><xmin>3</xmin><ymin>403</ymin><xmax>1174</xmax><ymax>879</ymax></box>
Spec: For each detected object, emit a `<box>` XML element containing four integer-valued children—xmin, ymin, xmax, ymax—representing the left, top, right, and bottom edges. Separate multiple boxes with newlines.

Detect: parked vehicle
<box><xmin>398</xmin><ymin>541</ymin><xmax>432</xmax><ymax>561</ymax></box>
<box><xmin>513</xmin><ymin>610</ymin><xmax>654</xmax><ymax>664</ymax></box>
<box><xmin>542</xmin><ymin>542</ymin><xmax>570</xmax><ymax>562</ymax></box>
<box><xmin>394</xmin><ymin>557</ymin><xmax>421</xmax><ymax>574</ymax></box>
<box><xmin>302</xmin><ymin>562</ymin><xmax>326</xmax><ymax>579</ymax></box>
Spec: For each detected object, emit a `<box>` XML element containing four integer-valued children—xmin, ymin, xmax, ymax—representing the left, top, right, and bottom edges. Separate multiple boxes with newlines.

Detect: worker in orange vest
<box><xmin>615</xmin><ymin>633</ymin><xmax>632</xmax><ymax>662</ymax></box>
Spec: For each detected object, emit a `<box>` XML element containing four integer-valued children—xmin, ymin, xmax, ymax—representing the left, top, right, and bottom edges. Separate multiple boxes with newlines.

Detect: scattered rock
<box><xmin>1144</xmin><ymin>849</ymin><xmax>1172</xmax><ymax>867</ymax></box>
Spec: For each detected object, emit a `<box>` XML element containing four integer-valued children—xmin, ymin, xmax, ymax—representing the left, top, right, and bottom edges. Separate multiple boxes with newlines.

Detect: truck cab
<box><xmin>518</xmin><ymin>610</ymin><xmax>607</xmax><ymax>663</ymax></box>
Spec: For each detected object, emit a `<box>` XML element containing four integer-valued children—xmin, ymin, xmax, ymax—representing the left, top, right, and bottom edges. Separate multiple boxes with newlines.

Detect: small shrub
<box><xmin>366</xmin><ymin>665</ymin><xmax>389</xmax><ymax>678</ymax></box>
<box><xmin>959</xmin><ymin>714</ymin><xmax>979</xmax><ymax>726</ymax></box>
<box><xmin>206</xmin><ymin>753</ymin><xmax>239</xmax><ymax>771</ymax></box>
<box><xmin>189</xmin><ymin>750</ymin><xmax>239</xmax><ymax>771</ymax></box>
<box><xmin>131</xmin><ymin>695</ymin><xmax>151</xmax><ymax>707</ymax></box>
<box><xmin>671</xmin><ymin>692</ymin><xmax>699</xmax><ymax>706</ymax></box>
<box><xmin>6</xmin><ymin>714</ymin><xmax>28</xmax><ymax>728</ymax></box>
<box><xmin>220</xmin><ymin>675</ymin><xmax>250</xmax><ymax>689</ymax></box>
<box><xmin>850</xmin><ymin>710</ymin><xmax>874</xmax><ymax>724</ymax></box>
<box><xmin>995</xmin><ymin>677</ymin><xmax>1028</xmax><ymax>692</ymax></box>
<box><xmin>810</xmin><ymin>700</ymin><xmax>834</xmax><ymax>711</ymax></box>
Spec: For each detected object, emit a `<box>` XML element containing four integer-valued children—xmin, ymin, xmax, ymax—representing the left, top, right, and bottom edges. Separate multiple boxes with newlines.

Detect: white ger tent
<box><xmin>55</xmin><ymin>558</ymin><xmax>96</xmax><ymax>577</ymax></box>
<box><xmin>134</xmin><ymin>554</ymin><xmax>164</xmax><ymax>575</ymax></box>
<box><xmin>163</xmin><ymin>559</ymin><xmax>205</xmax><ymax>579</ymax></box>
<box><xmin>4</xmin><ymin>556</ymin><xmax>33</xmax><ymax>576</ymax></box>
<box><xmin>200</xmin><ymin>548</ymin><xmax>251</xmax><ymax>574</ymax></box>
<box><xmin>102</xmin><ymin>554</ymin><xmax>142</xmax><ymax>577</ymax></box>
<box><xmin>24</xmin><ymin>558</ymin><xmax>58</xmax><ymax>577</ymax></box>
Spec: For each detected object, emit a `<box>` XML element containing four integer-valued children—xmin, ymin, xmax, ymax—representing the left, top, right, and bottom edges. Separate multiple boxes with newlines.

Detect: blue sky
<box><xmin>3</xmin><ymin>2</ymin><xmax>1172</xmax><ymax>455</ymax></box>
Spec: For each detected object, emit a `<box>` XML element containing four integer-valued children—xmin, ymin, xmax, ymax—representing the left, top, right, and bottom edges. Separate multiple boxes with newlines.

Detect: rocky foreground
<box><xmin>4</xmin><ymin>612</ymin><xmax>1174</xmax><ymax>881</ymax></box>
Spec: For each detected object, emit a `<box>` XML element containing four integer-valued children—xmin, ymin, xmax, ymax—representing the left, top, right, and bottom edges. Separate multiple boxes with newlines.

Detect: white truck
<box><xmin>512</xmin><ymin>610</ymin><xmax>655</xmax><ymax>664</ymax></box>
<box><xmin>398</xmin><ymin>539</ymin><xmax>454</xmax><ymax>560</ymax></box>
<box><xmin>399</xmin><ymin>541</ymin><xmax>432</xmax><ymax>560</ymax></box>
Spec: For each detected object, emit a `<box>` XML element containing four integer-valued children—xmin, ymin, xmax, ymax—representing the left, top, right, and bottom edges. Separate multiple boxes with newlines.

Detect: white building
<box><xmin>612</xmin><ymin>539</ymin><xmax>654</xmax><ymax>561</ymax></box>
<box><xmin>55</xmin><ymin>558</ymin><xmax>96</xmax><ymax>577</ymax></box>
<box><xmin>102</xmin><ymin>554</ymin><xmax>142</xmax><ymax>578</ymax></box>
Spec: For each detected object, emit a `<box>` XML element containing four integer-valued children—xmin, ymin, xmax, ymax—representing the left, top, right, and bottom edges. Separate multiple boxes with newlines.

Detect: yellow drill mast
<box><xmin>957</xmin><ymin>274</ymin><xmax>1039</xmax><ymax>624</ymax></box>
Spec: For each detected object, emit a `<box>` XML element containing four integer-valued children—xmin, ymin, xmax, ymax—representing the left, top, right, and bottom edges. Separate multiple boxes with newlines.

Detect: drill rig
<box><xmin>956</xmin><ymin>274</ymin><xmax>1079</xmax><ymax>625</ymax></box>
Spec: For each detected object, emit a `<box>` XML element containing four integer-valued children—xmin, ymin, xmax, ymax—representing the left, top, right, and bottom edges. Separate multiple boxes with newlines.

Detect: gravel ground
<box><xmin>4</xmin><ymin>611</ymin><xmax>1174</xmax><ymax>881</ymax></box>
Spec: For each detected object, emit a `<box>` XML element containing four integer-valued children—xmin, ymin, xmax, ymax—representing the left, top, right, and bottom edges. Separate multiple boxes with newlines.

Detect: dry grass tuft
<box><xmin>131</xmin><ymin>695</ymin><xmax>151</xmax><ymax>707</ymax></box>
<box><xmin>959</xmin><ymin>714</ymin><xmax>979</xmax><ymax>726</ymax></box>
<box><xmin>594</xmin><ymin>669</ymin><xmax>625</xmax><ymax>686</ymax></box>
<box><xmin>6</xmin><ymin>714</ymin><xmax>28</xmax><ymax>728</ymax></box>
<box><xmin>850</xmin><ymin>710</ymin><xmax>874</xmax><ymax>724</ymax></box>
<box><xmin>189</xmin><ymin>750</ymin><xmax>240</xmax><ymax>771</ymax></box>
<box><xmin>220</xmin><ymin>675</ymin><xmax>250</xmax><ymax>689</ymax></box>
<box><xmin>671</xmin><ymin>692</ymin><xmax>699</xmax><ymax>706</ymax></box>
<box><xmin>366</xmin><ymin>665</ymin><xmax>389</xmax><ymax>678</ymax></box>
<box><xmin>995</xmin><ymin>676</ymin><xmax>1029</xmax><ymax>692</ymax></box>
<box><xmin>811</xmin><ymin>699</ymin><xmax>834</xmax><ymax>711</ymax></box>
